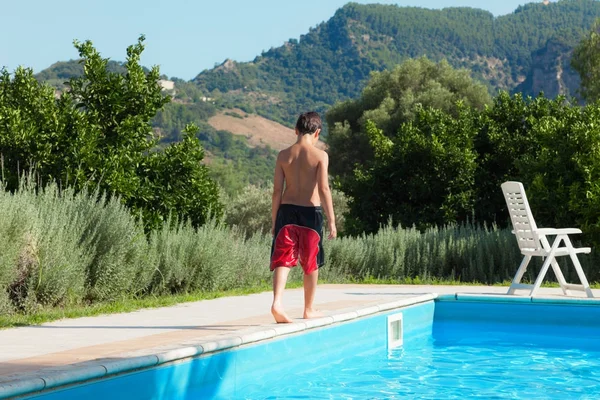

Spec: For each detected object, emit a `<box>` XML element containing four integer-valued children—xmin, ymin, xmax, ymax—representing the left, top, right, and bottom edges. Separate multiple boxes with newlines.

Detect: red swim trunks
<box><xmin>270</xmin><ymin>204</ymin><xmax>324</xmax><ymax>274</ymax></box>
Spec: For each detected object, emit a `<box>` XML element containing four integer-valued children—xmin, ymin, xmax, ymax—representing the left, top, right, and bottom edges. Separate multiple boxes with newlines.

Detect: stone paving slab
<box><xmin>0</xmin><ymin>284</ymin><xmax>598</xmax><ymax>398</ymax></box>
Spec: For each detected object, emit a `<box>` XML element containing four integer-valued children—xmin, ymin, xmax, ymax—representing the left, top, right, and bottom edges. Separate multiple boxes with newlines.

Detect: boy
<box><xmin>270</xmin><ymin>111</ymin><xmax>336</xmax><ymax>324</ymax></box>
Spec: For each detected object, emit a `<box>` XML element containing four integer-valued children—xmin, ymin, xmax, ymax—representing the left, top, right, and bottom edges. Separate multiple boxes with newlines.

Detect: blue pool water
<box><xmin>27</xmin><ymin>299</ymin><xmax>600</xmax><ymax>399</ymax></box>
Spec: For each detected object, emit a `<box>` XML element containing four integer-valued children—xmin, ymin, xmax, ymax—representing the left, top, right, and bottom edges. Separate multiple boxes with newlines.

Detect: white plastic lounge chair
<box><xmin>501</xmin><ymin>181</ymin><xmax>594</xmax><ymax>298</ymax></box>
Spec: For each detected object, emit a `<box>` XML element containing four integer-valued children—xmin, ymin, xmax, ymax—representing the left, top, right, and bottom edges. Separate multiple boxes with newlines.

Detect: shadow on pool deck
<box><xmin>22</xmin><ymin>324</ymin><xmax>259</xmax><ymax>330</ymax></box>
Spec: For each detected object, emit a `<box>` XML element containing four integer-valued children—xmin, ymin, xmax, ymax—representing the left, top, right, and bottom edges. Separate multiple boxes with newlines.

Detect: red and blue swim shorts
<box><xmin>270</xmin><ymin>204</ymin><xmax>324</xmax><ymax>274</ymax></box>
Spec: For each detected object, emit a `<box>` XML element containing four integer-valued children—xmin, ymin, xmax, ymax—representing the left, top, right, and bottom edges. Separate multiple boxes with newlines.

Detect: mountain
<box><xmin>193</xmin><ymin>0</ymin><xmax>600</xmax><ymax>127</ymax></box>
<box><xmin>33</xmin><ymin>1</ymin><xmax>600</xmax><ymax>192</ymax></box>
<box><xmin>36</xmin><ymin>1</ymin><xmax>600</xmax><ymax>132</ymax></box>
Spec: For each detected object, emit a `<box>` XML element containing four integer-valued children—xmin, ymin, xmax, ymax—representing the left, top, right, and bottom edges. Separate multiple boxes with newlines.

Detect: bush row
<box><xmin>0</xmin><ymin>183</ymin><xmax>271</xmax><ymax>313</ymax></box>
<box><xmin>2</xmin><ymin>183</ymin><xmax>598</xmax><ymax>314</ymax></box>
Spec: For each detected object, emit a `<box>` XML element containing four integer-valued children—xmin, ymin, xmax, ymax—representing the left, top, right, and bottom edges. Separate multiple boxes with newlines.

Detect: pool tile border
<box><xmin>103</xmin><ymin>355</ymin><xmax>160</xmax><ymax>376</ymax></box>
<box><xmin>41</xmin><ymin>364</ymin><xmax>108</xmax><ymax>392</ymax></box>
<box><xmin>438</xmin><ymin>293</ymin><xmax>600</xmax><ymax>305</ymax></box>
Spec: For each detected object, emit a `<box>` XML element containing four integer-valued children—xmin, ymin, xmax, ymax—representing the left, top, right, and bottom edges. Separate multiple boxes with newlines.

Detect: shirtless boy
<box><xmin>270</xmin><ymin>111</ymin><xmax>336</xmax><ymax>324</ymax></box>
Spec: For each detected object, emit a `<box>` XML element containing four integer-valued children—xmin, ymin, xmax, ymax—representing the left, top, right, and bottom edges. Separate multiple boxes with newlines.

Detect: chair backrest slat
<box><xmin>501</xmin><ymin>181</ymin><xmax>540</xmax><ymax>252</ymax></box>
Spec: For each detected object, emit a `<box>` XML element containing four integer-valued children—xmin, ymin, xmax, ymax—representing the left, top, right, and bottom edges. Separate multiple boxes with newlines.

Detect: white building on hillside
<box><xmin>158</xmin><ymin>79</ymin><xmax>175</xmax><ymax>91</ymax></box>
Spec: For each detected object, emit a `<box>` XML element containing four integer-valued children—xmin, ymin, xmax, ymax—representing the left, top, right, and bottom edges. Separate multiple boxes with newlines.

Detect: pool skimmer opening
<box><xmin>387</xmin><ymin>313</ymin><xmax>404</xmax><ymax>349</ymax></box>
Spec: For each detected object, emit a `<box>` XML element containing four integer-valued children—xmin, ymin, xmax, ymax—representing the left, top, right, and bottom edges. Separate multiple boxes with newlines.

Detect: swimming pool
<box><xmin>23</xmin><ymin>296</ymin><xmax>600</xmax><ymax>399</ymax></box>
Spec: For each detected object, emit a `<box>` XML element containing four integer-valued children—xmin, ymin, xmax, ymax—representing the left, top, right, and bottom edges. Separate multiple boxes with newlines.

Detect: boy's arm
<box><xmin>317</xmin><ymin>152</ymin><xmax>337</xmax><ymax>239</ymax></box>
<box><xmin>271</xmin><ymin>155</ymin><xmax>284</xmax><ymax>236</ymax></box>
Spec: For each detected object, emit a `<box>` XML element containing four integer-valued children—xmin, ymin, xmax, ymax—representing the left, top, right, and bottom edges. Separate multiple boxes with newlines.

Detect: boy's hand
<box><xmin>327</xmin><ymin>223</ymin><xmax>337</xmax><ymax>239</ymax></box>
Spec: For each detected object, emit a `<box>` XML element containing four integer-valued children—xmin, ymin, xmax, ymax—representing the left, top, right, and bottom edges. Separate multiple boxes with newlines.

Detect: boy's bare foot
<box><xmin>271</xmin><ymin>303</ymin><xmax>293</xmax><ymax>323</ymax></box>
<box><xmin>303</xmin><ymin>308</ymin><xmax>324</xmax><ymax>319</ymax></box>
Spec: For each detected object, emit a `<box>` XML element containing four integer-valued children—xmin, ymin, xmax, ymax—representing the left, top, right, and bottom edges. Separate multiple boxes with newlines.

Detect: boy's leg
<box><xmin>272</xmin><ymin>267</ymin><xmax>293</xmax><ymax>323</ymax></box>
<box><xmin>303</xmin><ymin>269</ymin><xmax>324</xmax><ymax>319</ymax></box>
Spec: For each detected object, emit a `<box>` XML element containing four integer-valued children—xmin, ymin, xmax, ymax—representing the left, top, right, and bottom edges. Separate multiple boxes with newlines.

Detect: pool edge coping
<box><xmin>1</xmin><ymin>294</ymin><xmax>437</xmax><ymax>399</ymax></box>
<box><xmin>437</xmin><ymin>293</ymin><xmax>600</xmax><ymax>305</ymax></box>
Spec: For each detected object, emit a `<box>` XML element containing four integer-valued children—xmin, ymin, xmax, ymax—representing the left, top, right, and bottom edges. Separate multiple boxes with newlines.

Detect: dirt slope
<box><xmin>207</xmin><ymin>109</ymin><xmax>326</xmax><ymax>151</ymax></box>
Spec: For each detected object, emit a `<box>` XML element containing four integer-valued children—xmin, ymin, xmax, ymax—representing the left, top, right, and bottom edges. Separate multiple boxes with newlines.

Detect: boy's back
<box><xmin>278</xmin><ymin>142</ymin><xmax>325</xmax><ymax>207</ymax></box>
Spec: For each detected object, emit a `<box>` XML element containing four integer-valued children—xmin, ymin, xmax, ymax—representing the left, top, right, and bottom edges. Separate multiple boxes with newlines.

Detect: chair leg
<box><xmin>508</xmin><ymin>255</ymin><xmax>531</xmax><ymax>295</ymax></box>
<box><xmin>564</xmin><ymin>236</ymin><xmax>594</xmax><ymax>298</ymax></box>
<box><xmin>539</xmin><ymin>235</ymin><xmax>569</xmax><ymax>294</ymax></box>
<box><xmin>530</xmin><ymin>236</ymin><xmax>562</xmax><ymax>297</ymax></box>
<box><xmin>531</xmin><ymin>255</ymin><xmax>554</xmax><ymax>297</ymax></box>
<box><xmin>550</xmin><ymin>259</ymin><xmax>570</xmax><ymax>296</ymax></box>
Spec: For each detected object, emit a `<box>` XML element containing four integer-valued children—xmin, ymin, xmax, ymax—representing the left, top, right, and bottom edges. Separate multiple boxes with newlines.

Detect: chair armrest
<box><xmin>536</xmin><ymin>228</ymin><xmax>582</xmax><ymax>235</ymax></box>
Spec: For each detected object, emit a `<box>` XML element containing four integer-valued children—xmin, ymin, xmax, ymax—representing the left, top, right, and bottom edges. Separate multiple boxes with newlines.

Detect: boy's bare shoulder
<box><xmin>277</xmin><ymin>146</ymin><xmax>292</xmax><ymax>160</ymax></box>
<box><xmin>314</xmin><ymin>147</ymin><xmax>329</xmax><ymax>161</ymax></box>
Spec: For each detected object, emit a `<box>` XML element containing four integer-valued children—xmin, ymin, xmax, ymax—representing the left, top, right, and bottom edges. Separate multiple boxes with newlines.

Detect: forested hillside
<box><xmin>194</xmin><ymin>0</ymin><xmax>600</xmax><ymax>126</ymax></box>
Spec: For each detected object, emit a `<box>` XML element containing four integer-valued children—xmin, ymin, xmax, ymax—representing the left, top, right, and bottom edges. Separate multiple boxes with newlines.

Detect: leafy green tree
<box><xmin>513</xmin><ymin>100</ymin><xmax>600</xmax><ymax>242</ymax></box>
<box><xmin>0</xmin><ymin>66</ymin><xmax>78</xmax><ymax>188</ymax></box>
<box><xmin>138</xmin><ymin>125</ymin><xmax>222</xmax><ymax>230</ymax></box>
<box><xmin>344</xmin><ymin>106</ymin><xmax>477</xmax><ymax>234</ymax></box>
<box><xmin>472</xmin><ymin>92</ymin><xmax>550</xmax><ymax>224</ymax></box>
<box><xmin>326</xmin><ymin>57</ymin><xmax>491</xmax><ymax>180</ymax></box>
<box><xmin>572</xmin><ymin>18</ymin><xmax>600</xmax><ymax>102</ymax></box>
<box><xmin>0</xmin><ymin>36</ymin><xmax>222</xmax><ymax>230</ymax></box>
<box><xmin>334</xmin><ymin>81</ymin><xmax>600</xmax><ymax>245</ymax></box>
<box><xmin>472</xmin><ymin>92</ymin><xmax>597</xmax><ymax>229</ymax></box>
<box><xmin>65</xmin><ymin>36</ymin><xmax>171</xmax><ymax>201</ymax></box>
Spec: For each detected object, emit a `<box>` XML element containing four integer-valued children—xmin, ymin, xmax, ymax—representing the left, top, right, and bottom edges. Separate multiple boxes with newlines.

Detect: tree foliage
<box><xmin>339</xmin><ymin>88</ymin><xmax>600</xmax><ymax>246</ymax></box>
<box><xmin>326</xmin><ymin>57</ymin><xmax>491</xmax><ymax>180</ymax></box>
<box><xmin>0</xmin><ymin>37</ymin><xmax>222</xmax><ymax>230</ymax></box>
<box><xmin>34</xmin><ymin>59</ymin><xmax>137</xmax><ymax>91</ymax></box>
<box><xmin>344</xmin><ymin>109</ymin><xmax>477</xmax><ymax>234</ymax></box>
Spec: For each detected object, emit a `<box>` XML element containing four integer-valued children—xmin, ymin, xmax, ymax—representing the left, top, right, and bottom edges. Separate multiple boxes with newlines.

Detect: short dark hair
<box><xmin>295</xmin><ymin>112</ymin><xmax>322</xmax><ymax>135</ymax></box>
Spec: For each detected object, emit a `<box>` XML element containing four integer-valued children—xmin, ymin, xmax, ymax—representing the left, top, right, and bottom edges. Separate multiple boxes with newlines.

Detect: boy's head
<box><xmin>295</xmin><ymin>112</ymin><xmax>322</xmax><ymax>135</ymax></box>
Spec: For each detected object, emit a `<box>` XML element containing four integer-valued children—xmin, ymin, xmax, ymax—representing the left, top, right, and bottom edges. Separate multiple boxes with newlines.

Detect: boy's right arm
<box><xmin>271</xmin><ymin>154</ymin><xmax>284</xmax><ymax>236</ymax></box>
<box><xmin>317</xmin><ymin>152</ymin><xmax>337</xmax><ymax>239</ymax></box>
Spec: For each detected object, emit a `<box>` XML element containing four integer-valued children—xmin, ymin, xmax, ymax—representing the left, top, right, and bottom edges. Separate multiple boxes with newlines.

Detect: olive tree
<box><xmin>326</xmin><ymin>57</ymin><xmax>491</xmax><ymax>181</ymax></box>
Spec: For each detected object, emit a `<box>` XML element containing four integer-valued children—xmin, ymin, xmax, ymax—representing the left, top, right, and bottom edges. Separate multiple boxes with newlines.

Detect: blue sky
<box><xmin>2</xmin><ymin>0</ymin><xmax>535</xmax><ymax>80</ymax></box>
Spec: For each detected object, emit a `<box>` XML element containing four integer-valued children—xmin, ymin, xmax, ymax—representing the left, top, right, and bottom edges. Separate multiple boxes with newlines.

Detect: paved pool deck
<box><xmin>1</xmin><ymin>284</ymin><xmax>599</xmax><ymax>398</ymax></box>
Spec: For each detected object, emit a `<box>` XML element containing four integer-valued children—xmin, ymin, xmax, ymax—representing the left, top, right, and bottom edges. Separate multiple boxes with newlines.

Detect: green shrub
<box><xmin>0</xmin><ymin>183</ymin><xmax>90</xmax><ymax>310</ymax></box>
<box><xmin>145</xmin><ymin>219</ymin><xmax>273</xmax><ymax>295</ymax></box>
<box><xmin>224</xmin><ymin>185</ymin><xmax>272</xmax><ymax>237</ymax></box>
<box><xmin>76</xmin><ymin>191</ymin><xmax>147</xmax><ymax>301</ymax></box>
